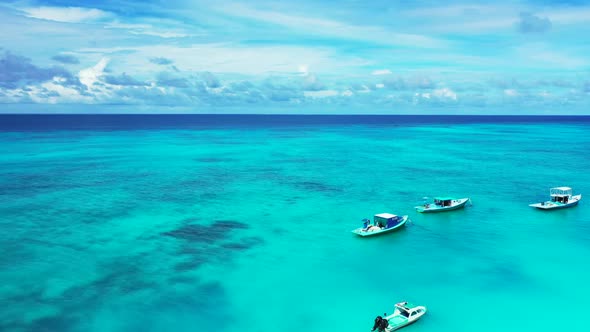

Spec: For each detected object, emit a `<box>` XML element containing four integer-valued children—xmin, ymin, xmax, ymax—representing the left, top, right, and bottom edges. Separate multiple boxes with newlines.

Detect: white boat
<box><xmin>415</xmin><ymin>197</ymin><xmax>470</xmax><ymax>213</ymax></box>
<box><xmin>352</xmin><ymin>213</ymin><xmax>408</xmax><ymax>237</ymax></box>
<box><xmin>529</xmin><ymin>187</ymin><xmax>582</xmax><ymax>210</ymax></box>
<box><xmin>382</xmin><ymin>302</ymin><xmax>427</xmax><ymax>331</ymax></box>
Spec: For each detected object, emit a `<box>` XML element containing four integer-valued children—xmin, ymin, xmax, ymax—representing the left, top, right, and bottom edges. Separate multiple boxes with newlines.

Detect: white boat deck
<box><xmin>529</xmin><ymin>194</ymin><xmax>581</xmax><ymax>210</ymax></box>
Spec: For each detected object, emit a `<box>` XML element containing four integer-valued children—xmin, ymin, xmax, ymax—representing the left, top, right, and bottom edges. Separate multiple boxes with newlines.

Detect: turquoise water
<box><xmin>1</xmin><ymin>116</ymin><xmax>589</xmax><ymax>332</ymax></box>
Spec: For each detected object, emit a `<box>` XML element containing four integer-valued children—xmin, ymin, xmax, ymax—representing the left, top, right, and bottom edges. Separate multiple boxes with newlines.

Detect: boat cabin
<box><xmin>550</xmin><ymin>187</ymin><xmax>572</xmax><ymax>204</ymax></box>
<box><xmin>373</xmin><ymin>213</ymin><xmax>402</xmax><ymax>228</ymax></box>
<box><xmin>394</xmin><ymin>302</ymin><xmax>425</xmax><ymax>318</ymax></box>
<box><xmin>433</xmin><ymin>197</ymin><xmax>454</xmax><ymax>207</ymax></box>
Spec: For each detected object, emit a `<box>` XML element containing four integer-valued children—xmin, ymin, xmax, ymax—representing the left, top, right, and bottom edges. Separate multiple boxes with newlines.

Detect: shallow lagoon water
<box><xmin>1</xmin><ymin>115</ymin><xmax>589</xmax><ymax>332</ymax></box>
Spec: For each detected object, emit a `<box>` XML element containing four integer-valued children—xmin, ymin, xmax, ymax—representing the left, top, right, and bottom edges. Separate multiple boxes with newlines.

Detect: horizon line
<box><xmin>1</xmin><ymin>113</ymin><xmax>590</xmax><ymax>117</ymax></box>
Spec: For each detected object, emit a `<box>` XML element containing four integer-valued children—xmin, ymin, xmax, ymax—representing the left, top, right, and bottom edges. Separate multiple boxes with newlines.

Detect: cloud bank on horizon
<box><xmin>1</xmin><ymin>0</ymin><xmax>589</xmax><ymax>114</ymax></box>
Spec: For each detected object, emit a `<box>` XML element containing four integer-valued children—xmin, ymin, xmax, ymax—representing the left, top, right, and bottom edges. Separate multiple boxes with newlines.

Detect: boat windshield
<box><xmin>552</xmin><ymin>196</ymin><xmax>569</xmax><ymax>203</ymax></box>
<box><xmin>398</xmin><ymin>309</ymin><xmax>410</xmax><ymax>318</ymax></box>
<box><xmin>435</xmin><ymin>200</ymin><xmax>451</xmax><ymax>206</ymax></box>
<box><xmin>434</xmin><ymin>197</ymin><xmax>454</xmax><ymax>206</ymax></box>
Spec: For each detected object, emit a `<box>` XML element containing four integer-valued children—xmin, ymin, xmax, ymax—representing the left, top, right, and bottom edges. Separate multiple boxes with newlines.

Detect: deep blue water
<box><xmin>1</xmin><ymin>114</ymin><xmax>590</xmax><ymax>131</ymax></box>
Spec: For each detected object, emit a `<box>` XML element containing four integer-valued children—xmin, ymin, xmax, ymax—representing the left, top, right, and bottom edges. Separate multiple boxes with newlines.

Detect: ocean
<box><xmin>1</xmin><ymin>115</ymin><xmax>589</xmax><ymax>332</ymax></box>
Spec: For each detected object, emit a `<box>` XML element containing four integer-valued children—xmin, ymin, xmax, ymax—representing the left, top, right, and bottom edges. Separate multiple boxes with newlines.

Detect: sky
<box><xmin>1</xmin><ymin>0</ymin><xmax>590</xmax><ymax>114</ymax></box>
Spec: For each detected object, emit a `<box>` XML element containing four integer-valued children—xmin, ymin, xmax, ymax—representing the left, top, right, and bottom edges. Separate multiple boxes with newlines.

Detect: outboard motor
<box><xmin>371</xmin><ymin>316</ymin><xmax>383</xmax><ymax>331</ymax></box>
<box><xmin>379</xmin><ymin>317</ymin><xmax>389</xmax><ymax>332</ymax></box>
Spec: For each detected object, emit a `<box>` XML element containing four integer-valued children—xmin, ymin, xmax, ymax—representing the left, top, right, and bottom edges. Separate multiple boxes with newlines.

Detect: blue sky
<box><xmin>1</xmin><ymin>0</ymin><xmax>589</xmax><ymax>113</ymax></box>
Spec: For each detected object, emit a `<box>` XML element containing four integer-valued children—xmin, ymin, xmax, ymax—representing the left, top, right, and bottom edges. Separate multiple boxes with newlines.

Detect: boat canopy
<box><xmin>434</xmin><ymin>197</ymin><xmax>454</xmax><ymax>201</ymax></box>
<box><xmin>433</xmin><ymin>197</ymin><xmax>455</xmax><ymax>207</ymax></box>
<box><xmin>373</xmin><ymin>213</ymin><xmax>402</xmax><ymax>228</ymax></box>
<box><xmin>550</xmin><ymin>187</ymin><xmax>572</xmax><ymax>197</ymax></box>
<box><xmin>374</xmin><ymin>213</ymin><xmax>397</xmax><ymax>219</ymax></box>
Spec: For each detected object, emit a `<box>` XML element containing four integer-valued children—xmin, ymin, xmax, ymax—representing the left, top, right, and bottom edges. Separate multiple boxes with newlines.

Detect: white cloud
<box><xmin>302</xmin><ymin>73</ymin><xmax>325</xmax><ymax>91</ymax></box>
<box><xmin>22</xmin><ymin>6</ymin><xmax>111</xmax><ymax>23</ymax></box>
<box><xmin>78</xmin><ymin>44</ymin><xmax>366</xmax><ymax>76</ymax></box>
<box><xmin>4</xmin><ymin>77</ymin><xmax>92</xmax><ymax>104</ymax></box>
<box><xmin>504</xmin><ymin>89</ymin><xmax>518</xmax><ymax>96</ymax></box>
<box><xmin>514</xmin><ymin>44</ymin><xmax>587</xmax><ymax>69</ymax></box>
<box><xmin>39</xmin><ymin>81</ymin><xmax>90</xmax><ymax>103</ymax></box>
<box><xmin>298</xmin><ymin>65</ymin><xmax>309</xmax><ymax>75</ymax></box>
<box><xmin>304</xmin><ymin>90</ymin><xmax>339</xmax><ymax>98</ymax></box>
<box><xmin>411</xmin><ymin>87</ymin><xmax>459</xmax><ymax>104</ymax></box>
<box><xmin>356</xmin><ymin>85</ymin><xmax>371</xmax><ymax>93</ymax></box>
<box><xmin>538</xmin><ymin>91</ymin><xmax>551</xmax><ymax>98</ymax></box>
<box><xmin>79</xmin><ymin>58</ymin><xmax>109</xmax><ymax>88</ymax></box>
<box><xmin>401</xmin><ymin>4</ymin><xmax>519</xmax><ymax>33</ymax></box>
<box><xmin>532</xmin><ymin>52</ymin><xmax>586</xmax><ymax>69</ymax></box>
<box><xmin>217</xmin><ymin>4</ymin><xmax>447</xmax><ymax>48</ymax></box>
<box><xmin>375</xmin><ymin>83</ymin><xmax>385</xmax><ymax>89</ymax></box>
<box><xmin>432</xmin><ymin>18</ymin><xmax>515</xmax><ymax>33</ymax></box>
<box><xmin>371</xmin><ymin>69</ymin><xmax>392</xmax><ymax>75</ymax></box>
<box><xmin>104</xmin><ymin>22</ymin><xmax>192</xmax><ymax>38</ymax></box>
<box><xmin>539</xmin><ymin>8</ymin><xmax>590</xmax><ymax>25</ymax></box>
<box><xmin>402</xmin><ymin>4</ymin><xmax>507</xmax><ymax>18</ymax></box>
<box><xmin>403</xmin><ymin>4</ymin><xmax>590</xmax><ymax>34</ymax></box>
<box><xmin>433</xmin><ymin>87</ymin><xmax>457</xmax><ymax>100</ymax></box>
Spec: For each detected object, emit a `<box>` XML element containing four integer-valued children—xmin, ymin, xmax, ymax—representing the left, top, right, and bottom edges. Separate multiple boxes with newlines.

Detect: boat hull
<box><xmin>385</xmin><ymin>306</ymin><xmax>427</xmax><ymax>331</ymax></box>
<box><xmin>352</xmin><ymin>216</ymin><xmax>408</xmax><ymax>237</ymax></box>
<box><xmin>529</xmin><ymin>194</ymin><xmax>581</xmax><ymax>210</ymax></box>
<box><xmin>386</xmin><ymin>318</ymin><xmax>419</xmax><ymax>331</ymax></box>
<box><xmin>415</xmin><ymin>198</ymin><xmax>469</xmax><ymax>213</ymax></box>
